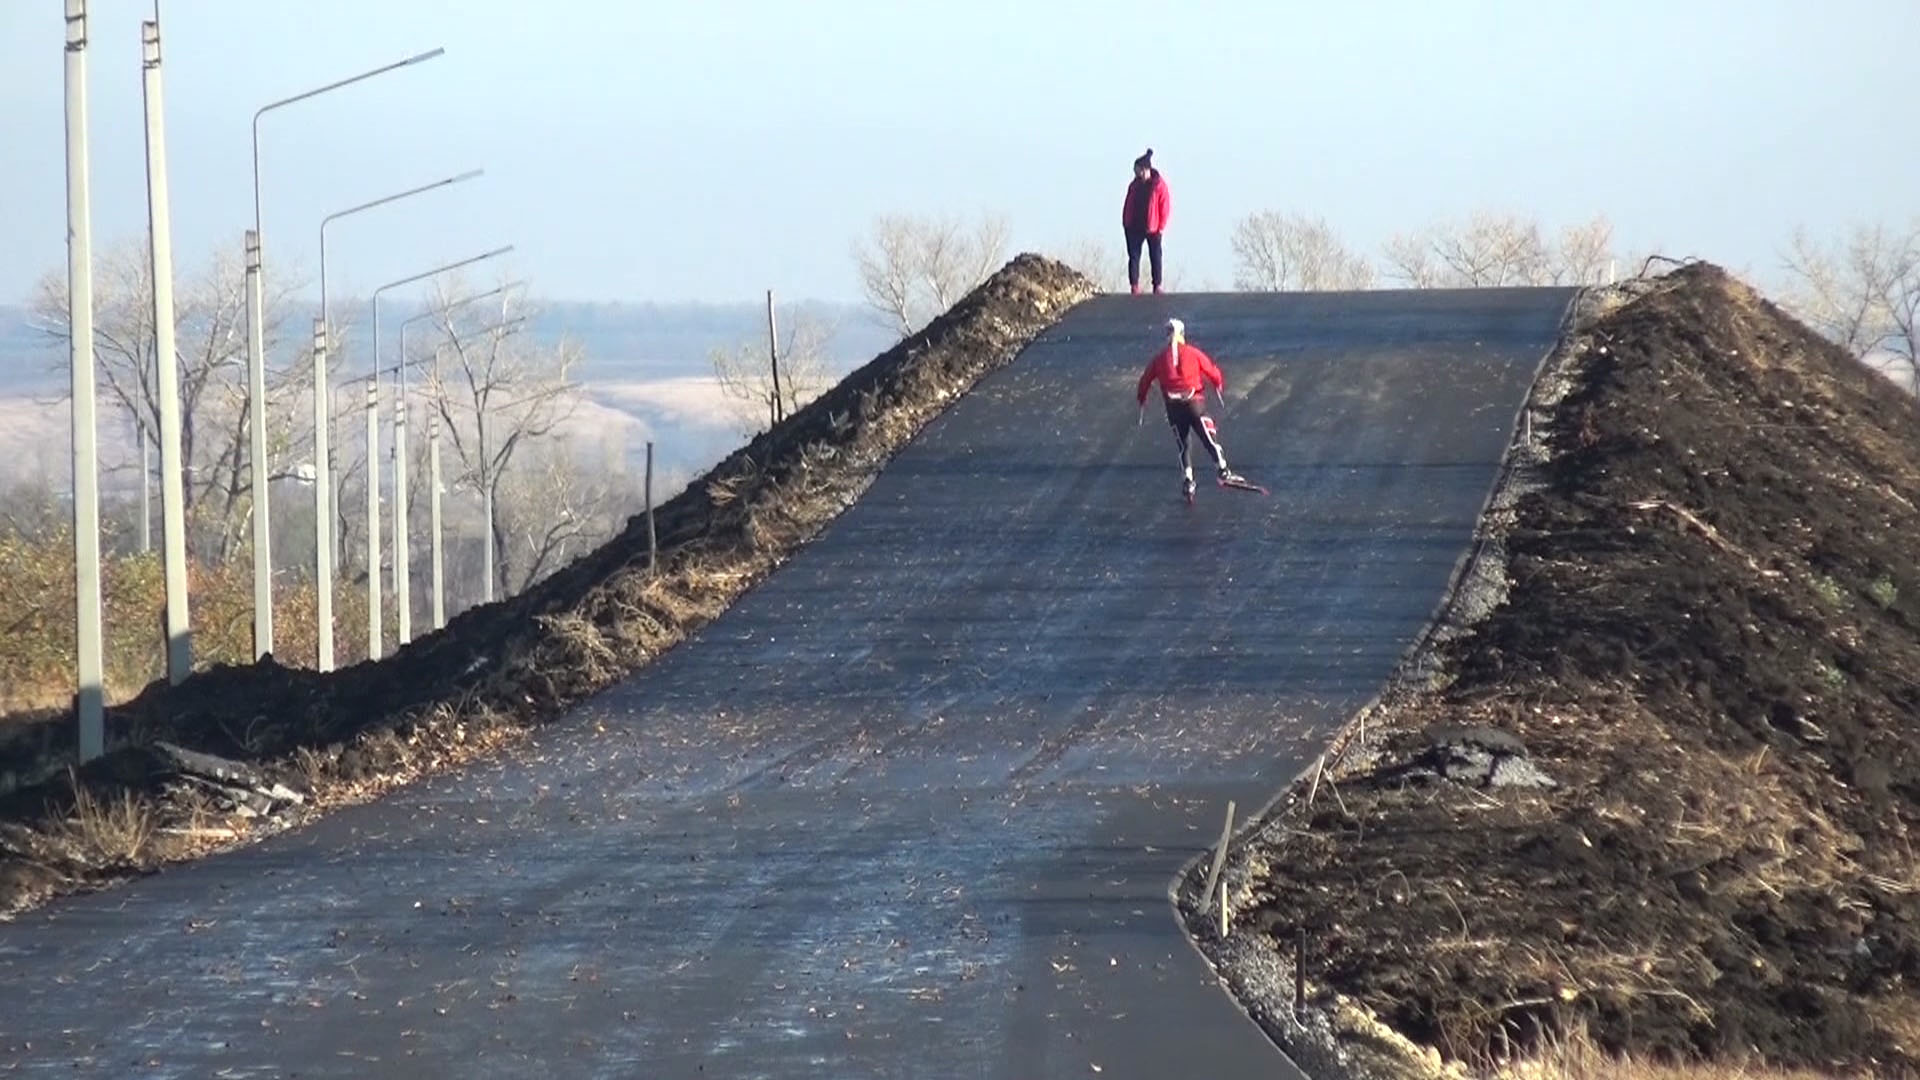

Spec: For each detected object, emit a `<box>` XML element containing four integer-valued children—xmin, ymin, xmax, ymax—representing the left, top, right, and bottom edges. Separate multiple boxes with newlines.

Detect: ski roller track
<box><xmin>1</xmin><ymin>286</ymin><xmax>1576</xmax><ymax>1078</ymax></box>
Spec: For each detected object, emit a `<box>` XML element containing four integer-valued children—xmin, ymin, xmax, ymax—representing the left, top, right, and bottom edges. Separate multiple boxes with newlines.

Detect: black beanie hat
<box><xmin>1134</xmin><ymin>148</ymin><xmax>1154</xmax><ymax>171</ymax></box>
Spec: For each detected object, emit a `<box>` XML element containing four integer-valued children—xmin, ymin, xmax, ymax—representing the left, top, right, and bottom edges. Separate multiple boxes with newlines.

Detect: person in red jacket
<box><xmin>1137</xmin><ymin>318</ymin><xmax>1245</xmax><ymax>499</ymax></box>
<box><xmin>1121</xmin><ymin>148</ymin><xmax>1171</xmax><ymax>295</ymax></box>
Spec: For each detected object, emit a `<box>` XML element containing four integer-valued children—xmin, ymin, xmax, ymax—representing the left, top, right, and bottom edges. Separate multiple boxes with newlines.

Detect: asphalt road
<box><xmin>0</xmin><ymin>287</ymin><xmax>1574</xmax><ymax>1079</ymax></box>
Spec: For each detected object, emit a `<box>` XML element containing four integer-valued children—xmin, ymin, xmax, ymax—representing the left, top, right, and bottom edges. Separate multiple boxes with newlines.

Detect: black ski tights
<box><xmin>1162</xmin><ymin>394</ymin><xmax>1225</xmax><ymax>475</ymax></box>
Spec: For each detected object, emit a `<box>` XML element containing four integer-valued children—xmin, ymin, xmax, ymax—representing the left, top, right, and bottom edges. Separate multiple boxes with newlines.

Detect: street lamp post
<box><xmin>64</xmin><ymin>0</ymin><xmax>105</xmax><ymax>762</ymax></box>
<box><xmin>242</xmin><ymin>227</ymin><xmax>267</xmax><ymax>655</ymax></box>
<box><xmin>247</xmin><ymin>44</ymin><xmax>444</xmax><ymax>661</ymax></box>
<box><xmin>368</xmin><ymin>245</ymin><xmax>513</xmax><ymax>656</ymax></box>
<box><xmin>141</xmin><ymin>10</ymin><xmax>190</xmax><ymax>684</ymax></box>
<box><xmin>310</xmin><ymin>166</ymin><xmax>481</xmax><ymax>671</ymax></box>
<box><xmin>399</xmin><ymin>282</ymin><xmax>524</xmax><ymax>630</ymax></box>
<box><xmin>480</xmin><ymin>414</ymin><xmax>494</xmax><ymax>605</ymax></box>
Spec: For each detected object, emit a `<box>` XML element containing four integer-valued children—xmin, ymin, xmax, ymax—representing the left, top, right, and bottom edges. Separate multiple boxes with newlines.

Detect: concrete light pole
<box><xmin>247</xmin><ymin>45</ymin><xmax>445</xmax><ymax>659</ymax></box>
<box><xmin>141</xmin><ymin>8</ymin><xmax>190</xmax><ymax>684</ymax></box>
<box><xmin>368</xmin><ymin>245</ymin><xmax>512</xmax><ymax>654</ymax></box>
<box><xmin>310</xmin><ymin>166</ymin><xmax>481</xmax><ymax>669</ymax></box>
<box><xmin>399</xmin><ymin>283</ymin><xmax>524</xmax><ymax>630</ymax></box>
<box><xmin>64</xmin><ymin>0</ymin><xmax>104</xmax><ymax>761</ymax></box>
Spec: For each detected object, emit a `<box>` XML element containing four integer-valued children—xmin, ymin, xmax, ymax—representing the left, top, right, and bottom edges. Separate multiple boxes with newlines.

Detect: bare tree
<box><xmin>1434</xmin><ymin>214</ymin><xmax>1549</xmax><ymax>286</ymax></box>
<box><xmin>1384</xmin><ymin>213</ymin><xmax>1617</xmax><ymax>289</ymax></box>
<box><xmin>29</xmin><ymin>236</ymin><xmax>304</xmax><ymax>562</ymax></box>
<box><xmin>417</xmin><ymin>277</ymin><xmax>589</xmax><ymax>600</ymax></box>
<box><xmin>853</xmin><ymin>212</ymin><xmax>1010</xmax><ymax>336</ymax></box>
<box><xmin>1050</xmin><ymin>237</ymin><xmax>1127</xmax><ymax>293</ymax></box>
<box><xmin>1782</xmin><ymin>221</ymin><xmax>1920</xmax><ymax>389</ymax></box>
<box><xmin>495</xmin><ymin>434</ymin><xmax>630</xmax><ymax>593</ymax></box>
<box><xmin>0</xmin><ymin>477</ymin><xmax>67</xmax><ymax>543</ymax></box>
<box><xmin>1231</xmin><ymin>212</ymin><xmax>1376</xmax><ymax>291</ymax></box>
<box><xmin>1554</xmin><ymin>216</ymin><xmax>1618</xmax><ymax>286</ymax></box>
<box><xmin>1381</xmin><ymin>231</ymin><xmax>1446</xmax><ymax>289</ymax></box>
<box><xmin>328</xmin><ymin>419</ymin><xmax>371</xmax><ymax>580</ymax></box>
<box><xmin>1046</xmin><ymin>235</ymin><xmax>1200</xmax><ymax>294</ymax></box>
<box><xmin>708</xmin><ymin>306</ymin><xmax>838</xmax><ymax>435</ymax></box>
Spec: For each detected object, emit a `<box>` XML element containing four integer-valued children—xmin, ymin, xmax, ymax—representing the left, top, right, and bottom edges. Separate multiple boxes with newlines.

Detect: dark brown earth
<box><xmin>0</xmin><ymin>254</ymin><xmax>1096</xmax><ymax>917</ymax></box>
<box><xmin>1236</xmin><ymin>264</ymin><xmax>1920</xmax><ymax>1076</ymax></box>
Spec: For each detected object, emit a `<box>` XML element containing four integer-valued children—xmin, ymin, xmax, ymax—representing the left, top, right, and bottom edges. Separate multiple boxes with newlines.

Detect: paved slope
<box><xmin>0</xmin><ymin>287</ymin><xmax>1573</xmax><ymax>1078</ymax></box>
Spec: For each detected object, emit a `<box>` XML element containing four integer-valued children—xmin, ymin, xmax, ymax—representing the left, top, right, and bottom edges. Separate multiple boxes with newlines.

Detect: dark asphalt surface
<box><xmin>0</xmin><ymin>287</ymin><xmax>1573</xmax><ymax>1078</ymax></box>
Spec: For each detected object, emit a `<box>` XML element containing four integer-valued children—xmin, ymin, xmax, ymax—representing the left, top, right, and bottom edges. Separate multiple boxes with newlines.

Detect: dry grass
<box><xmin>0</xmin><ymin>534</ymin><xmax>375</xmax><ymax>718</ymax></box>
<box><xmin>58</xmin><ymin>770</ymin><xmax>153</xmax><ymax>865</ymax></box>
<box><xmin>1491</xmin><ymin>1024</ymin><xmax>1870</xmax><ymax>1080</ymax></box>
<box><xmin>291</xmin><ymin>744</ymin><xmax>337</xmax><ymax>795</ymax></box>
<box><xmin>273</xmin><ymin>700</ymin><xmax>529</xmax><ymax>817</ymax></box>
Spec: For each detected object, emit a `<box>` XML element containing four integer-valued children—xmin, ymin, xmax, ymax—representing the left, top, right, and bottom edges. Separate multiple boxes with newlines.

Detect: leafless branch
<box><xmin>852</xmin><ymin>212</ymin><xmax>1009</xmax><ymax>336</ymax></box>
<box><xmin>709</xmin><ymin>306</ymin><xmax>839</xmax><ymax>435</ymax></box>
<box><xmin>1232</xmin><ymin>212</ymin><xmax>1375</xmax><ymax>291</ymax></box>
<box><xmin>1781</xmin><ymin>220</ymin><xmax>1920</xmax><ymax>390</ymax></box>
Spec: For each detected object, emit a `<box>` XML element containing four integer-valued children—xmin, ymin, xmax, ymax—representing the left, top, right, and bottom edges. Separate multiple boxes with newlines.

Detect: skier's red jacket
<box><xmin>1137</xmin><ymin>342</ymin><xmax>1224</xmax><ymax>405</ymax></box>
<box><xmin>1122</xmin><ymin>171</ymin><xmax>1171</xmax><ymax>234</ymax></box>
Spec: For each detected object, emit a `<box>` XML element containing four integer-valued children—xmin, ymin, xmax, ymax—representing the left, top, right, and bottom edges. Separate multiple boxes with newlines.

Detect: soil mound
<box><xmin>1226</xmin><ymin>264</ymin><xmax>1920</xmax><ymax>1076</ymax></box>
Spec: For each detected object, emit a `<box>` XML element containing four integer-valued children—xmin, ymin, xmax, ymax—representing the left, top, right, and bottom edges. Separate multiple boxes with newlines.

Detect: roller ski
<box><xmin>1180</xmin><ymin>464</ymin><xmax>1266</xmax><ymax>506</ymax></box>
<box><xmin>1216</xmin><ymin>468</ymin><xmax>1268</xmax><ymax>496</ymax></box>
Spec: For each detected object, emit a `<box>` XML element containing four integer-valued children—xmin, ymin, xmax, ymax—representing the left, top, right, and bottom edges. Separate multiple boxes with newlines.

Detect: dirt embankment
<box><xmin>1200</xmin><ymin>264</ymin><xmax>1920</xmax><ymax>1078</ymax></box>
<box><xmin>0</xmin><ymin>255</ymin><xmax>1096</xmax><ymax>918</ymax></box>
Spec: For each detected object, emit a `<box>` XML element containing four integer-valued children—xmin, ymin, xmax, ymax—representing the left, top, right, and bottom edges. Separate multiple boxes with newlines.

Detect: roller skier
<box><xmin>1136</xmin><ymin>318</ymin><xmax>1265</xmax><ymax>504</ymax></box>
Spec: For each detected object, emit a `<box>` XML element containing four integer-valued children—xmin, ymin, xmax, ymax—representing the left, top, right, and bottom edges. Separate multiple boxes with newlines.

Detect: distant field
<box><xmin>0</xmin><ymin>374</ymin><xmax>763</xmax><ymax>495</ymax></box>
<box><xmin>0</xmin><ymin>305</ymin><xmax>58</xmax><ymax>396</ymax></box>
<box><xmin>0</xmin><ymin>395</ymin><xmax>141</xmax><ymax>495</ymax></box>
<box><xmin>0</xmin><ymin>296</ymin><xmax>892</xmax><ymax>491</ymax></box>
<box><xmin>577</xmin><ymin>375</ymin><xmax>757</xmax><ymax>480</ymax></box>
<box><xmin>0</xmin><ymin>300</ymin><xmax>891</xmax><ymax>389</ymax></box>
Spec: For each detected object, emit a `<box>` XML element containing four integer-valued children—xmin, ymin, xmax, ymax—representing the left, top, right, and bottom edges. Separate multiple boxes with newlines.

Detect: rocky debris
<box><xmin>148</xmin><ymin>741</ymin><xmax>306</xmax><ymax>818</ymax></box>
<box><xmin>1371</xmin><ymin>723</ymin><xmax>1556</xmax><ymax>791</ymax></box>
<box><xmin>1424</xmin><ymin>723</ymin><xmax>1526</xmax><ymax>757</ymax></box>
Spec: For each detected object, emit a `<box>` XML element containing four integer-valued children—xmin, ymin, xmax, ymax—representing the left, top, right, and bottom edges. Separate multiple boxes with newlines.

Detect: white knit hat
<box><xmin>1166</xmin><ymin>317</ymin><xmax>1185</xmax><ymax>338</ymax></box>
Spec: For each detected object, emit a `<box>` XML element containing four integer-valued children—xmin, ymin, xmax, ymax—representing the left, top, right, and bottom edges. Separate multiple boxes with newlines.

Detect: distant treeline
<box><xmin>0</xmin><ymin>299</ymin><xmax>896</xmax><ymax>393</ymax></box>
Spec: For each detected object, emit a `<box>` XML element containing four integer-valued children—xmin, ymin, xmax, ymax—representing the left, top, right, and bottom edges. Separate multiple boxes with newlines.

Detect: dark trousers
<box><xmin>1163</xmin><ymin>394</ymin><xmax>1225</xmax><ymax>475</ymax></box>
<box><xmin>1125</xmin><ymin>228</ymin><xmax>1163</xmax><ymax>289</ymax></box>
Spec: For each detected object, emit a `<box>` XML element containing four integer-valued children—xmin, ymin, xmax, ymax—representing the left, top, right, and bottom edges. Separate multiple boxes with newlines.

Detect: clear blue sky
<box><xmin>2</xmin><ymin>0</ymin><xmax>1913</xmax><ymax>305</ymax></box>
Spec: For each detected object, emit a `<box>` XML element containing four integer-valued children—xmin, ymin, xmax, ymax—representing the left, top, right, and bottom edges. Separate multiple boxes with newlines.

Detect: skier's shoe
<box><xmin>1217</xmin><ymin>465</ymin><xmax>1246</xmax><ymax>486</ymax></box>
<box><xmin>1182</xmin><ymin>468</ymin><xmax>1196</xmax><ymax>504</ymax></box>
